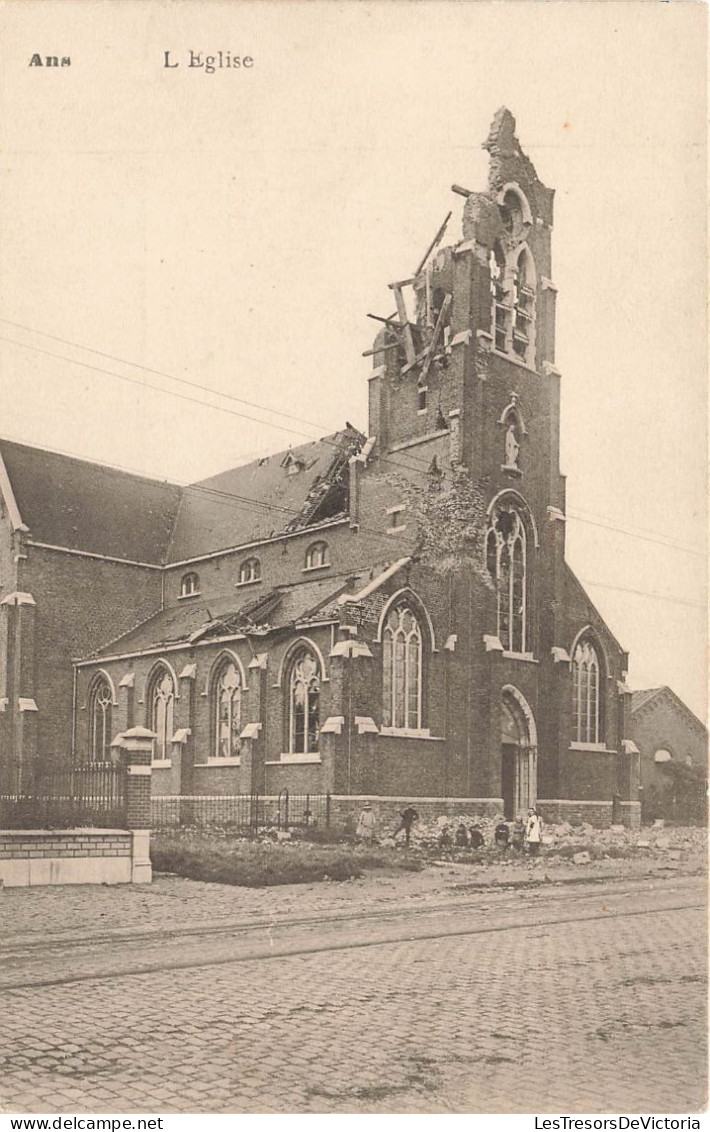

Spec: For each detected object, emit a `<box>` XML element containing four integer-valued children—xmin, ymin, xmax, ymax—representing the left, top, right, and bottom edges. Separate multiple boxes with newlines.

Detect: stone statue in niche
<box><xmin>504</xmin><ymin>420</ymin><xmax>520</xmax><ymax>469</ymax></box>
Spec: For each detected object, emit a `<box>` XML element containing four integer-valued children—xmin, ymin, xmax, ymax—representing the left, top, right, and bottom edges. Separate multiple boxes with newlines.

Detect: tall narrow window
<box><xmin>90</xmin><ymin>678</ymin><xmax>112</xmax><ymax>762</ymax></box>
<box><xmin>486</xmin><ymin>503</ymin><xmax>529</xmax><ymax>654</ymax></box>
<box><xmin>490</xmin><ymin>244</ymin><xmax>509</xmax><ymax>353</ymax></box>
<box><xmin>288</xmin><ymin>649</ymin><xmax>320</xmax><ymax>754</ymax></box>
<box><xmin>382</xmin><ymin>603</ymin><xmax>423</xmax><ymax>730</ymax></box>
<box><xmin>512</xmin><ymin>247</ymin><xmax>536</xmax><ymax>365</ymax></box>
<box><xmin>572</xmin><ymin>639</ymin><xmax>601</xmax><ymax>744</ymax></box>
<box><xmin>214</xmin><ymin>660</ymin><xmax>242</xmax><ymax>759</ymax></box>
<box><xmin>149</xmin><ymin>668</ymin><xmax>175</xmax><ymax>762</ymax></box>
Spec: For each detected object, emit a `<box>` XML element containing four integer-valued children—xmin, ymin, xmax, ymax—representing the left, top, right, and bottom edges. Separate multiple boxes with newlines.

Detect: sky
<box><xmin>0</xmin><ymin>1</ymin><xmax>706</xmax><ymax>719</ymax></box>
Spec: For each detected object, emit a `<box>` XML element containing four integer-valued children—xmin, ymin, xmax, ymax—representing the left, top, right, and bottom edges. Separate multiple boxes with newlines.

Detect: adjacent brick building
<box><xmin>0</xmin><ymin>108</ymin><xmax>642</xmax><ymax>825</ymax></box>
<box><xmin>631</xmin><ymin>687</ymin><xmax>707</xmax><ymax>823</ymax></box>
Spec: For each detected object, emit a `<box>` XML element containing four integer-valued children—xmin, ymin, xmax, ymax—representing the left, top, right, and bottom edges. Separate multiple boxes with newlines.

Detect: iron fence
<box><xmin>151</xmin><ymin>791</ymin><xmax>331</xmax><ymax>833</ymax></box>
<box><xmin>0</xmin><ymin>759</ymin><xmax>126</xmax><ymax>829</ymax></box>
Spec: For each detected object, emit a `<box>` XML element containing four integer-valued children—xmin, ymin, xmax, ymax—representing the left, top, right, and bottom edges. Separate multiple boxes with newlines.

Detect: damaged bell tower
<box><xmin>366</xmin><ymin>106</ymin><xmax>562</xmax><ymax>516</ymax></box>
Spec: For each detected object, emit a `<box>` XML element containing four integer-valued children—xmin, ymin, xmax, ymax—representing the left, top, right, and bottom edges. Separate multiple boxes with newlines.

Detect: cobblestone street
<box><xmin>1</xmin><ymin>874</ymin><xmax>706</xmax><ymax>1115</ymax></box>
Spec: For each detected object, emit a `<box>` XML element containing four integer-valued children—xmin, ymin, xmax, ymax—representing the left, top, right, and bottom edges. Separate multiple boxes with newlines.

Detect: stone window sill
<box><xmin>235</xmin><ymin>577</ymin><xmax>261</xmax><ymax>588</ymax></box>
<box><xmin>194</xmin><ymin>758</ymin><xmax>241</xmax><ymax>767</ymax></box>
<box><xmin>177</xmin><ymin>591</ymin><xmax>202</xmax><ymax>601</ymax></box>
<box><xmin>490</xmin><ymin>347</ymin><xmax>537</xmax><ymax>375</ymax></box>
<box><xmin>268</xmin><ymin>754</ymin><xmax>322</xmax><ymax>765</ymax></box>
<box><xmin>379</xmin><ymin>727</ymin><xmax>444</xmax><ymax>741</ymax></box>
<box><xmin>151</xmin><ymin>759</ymin><xmax>172</xmax><ymax>769</ymax></box>
<box><xmin>569</xmin><ymin>742</ymin><xmax>616</xmax><ymax>754</ymax></box>
<box><xmin>302</xmin><ymin>563</ymin><xmax>330</xmax><ymax>573</ymax></box>
<box><xmin>502</xmin><ymin>651</ymin><xmax>538</xmax><ymax>664</ymax></box>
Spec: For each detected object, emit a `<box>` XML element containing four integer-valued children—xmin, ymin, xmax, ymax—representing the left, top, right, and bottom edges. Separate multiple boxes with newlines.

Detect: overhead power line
<box><xmin>0</xmin><ymin>319</ymin><xmax>705</xmax><ymax>560</ymax></box>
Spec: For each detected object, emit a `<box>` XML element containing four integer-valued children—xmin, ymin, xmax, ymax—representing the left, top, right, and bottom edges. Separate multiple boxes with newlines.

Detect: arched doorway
<box><xmin>500</xmin><ymin>686</ymin><xmax>538</xmax><ymax>819</ymax></box>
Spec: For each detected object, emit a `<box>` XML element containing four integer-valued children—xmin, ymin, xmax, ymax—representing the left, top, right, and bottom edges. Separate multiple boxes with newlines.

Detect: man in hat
<box><xmin>356</xmin><ymin>802</ymin><xmax>376</xmax><ymax>841</ymax></box>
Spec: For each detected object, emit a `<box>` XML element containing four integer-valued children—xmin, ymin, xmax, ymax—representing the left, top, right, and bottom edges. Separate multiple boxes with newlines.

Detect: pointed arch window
<box><xmin>288</xmin><ymin>648</ymin><xmax>321</xmax><ymax>755</ymax></box>
<box><xmin>512</xmin><ymin>247</ymin><xmax>536</xmax><ymax>364</ymax></box>
<box><xmin>382</xmin><ymin>603</ymin><xmax>423</xmax><ymax>730</ymax></box>
<box><xmin>89</xmin><ymin>678</ymin><xmax>112</xmax><ymax>762</ymax></box>
<box><xmin>213</xmin><ymin>659</ymin><xmax>242</xmax><ymax>759</ymax></box>
<box><xmin>486</xmin><ymin>503</ymin><xmax>529</xmax><ymax>654</ymax></box>
<box><xmin>149</xmin><ymin>668</ymin><xmax>175</xmax><ymax>763</ymax></box>
<box><xmin>572</xmin><ymin>639</ymin><xmax>601</xmax><ymax>744</ymax></box>
<box><xmin>490</xmin><ymin>243</ymin><xmax>509</xmax><ymax>353</ymax></box>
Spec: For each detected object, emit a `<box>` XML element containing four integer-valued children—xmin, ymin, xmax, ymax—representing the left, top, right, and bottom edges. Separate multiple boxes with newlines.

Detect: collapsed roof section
<box><xmin>0</xmin><ymin>426</ymin><xmax>365</xmax><ymax>567</ymax></box>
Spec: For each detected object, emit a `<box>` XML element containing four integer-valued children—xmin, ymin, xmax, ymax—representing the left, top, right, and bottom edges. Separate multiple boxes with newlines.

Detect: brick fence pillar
<box><xmin>119</xmin><ymin>726</ymin><xmax>154</xmax><ymax>884</ymax></box>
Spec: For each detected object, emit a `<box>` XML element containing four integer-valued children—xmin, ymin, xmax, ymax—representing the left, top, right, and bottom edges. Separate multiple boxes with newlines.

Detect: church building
<box><xmin>0</xmin><ymin>109</ymin><xmax>641</xmax><ymax>827</ymax></box>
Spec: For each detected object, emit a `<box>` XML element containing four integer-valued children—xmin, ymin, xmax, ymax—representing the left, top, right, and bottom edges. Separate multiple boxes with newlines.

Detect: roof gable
<box><xmin>631</xmin><ymin>685</ymin><xmax>707</xmax><ymax>738</ymax></box>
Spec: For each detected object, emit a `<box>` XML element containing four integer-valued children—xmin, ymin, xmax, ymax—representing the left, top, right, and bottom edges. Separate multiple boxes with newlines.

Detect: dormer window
<box><xmin>180</xmin><ymin>572</ymin><xmax>200</xmax><ymax>598</ymax></box>
<box><xmin>282</xmin><ymin>452</ymin><xmax>306</xmax><ymax>476</ymax></box>
<box><xmin>238</xmin><ymin>557</ymin><xmax>261</xmax><ymax>586</ymax></box>
<box><xmin>304</xmin><ymin>541</ymin><xmax>329</xmax><ymax>571</ymax></box>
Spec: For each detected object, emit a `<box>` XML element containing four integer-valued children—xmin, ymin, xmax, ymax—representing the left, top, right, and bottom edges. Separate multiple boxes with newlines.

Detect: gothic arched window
<box><xmin>213</xmin><ymin>659</ymin><xmax>242</xmax><ymax>759</ymax></box>
<box><xmin>490</xmin><ymin>244</ymin><xmax>509</xmax><ymax>353</ymax></box>
<box><xmin>288</xmin><ymin>648</ymin><xmax>321</xmax><ymax>755</ymax></box>
<box><xmin>239</xmin><ymin>557</ymin><xmax>261</xmax><ymax>585</ymax></box>
<box><xmin>512</xmin><ymin>246</ymin><xmax>536</xmax><ymax>365</ymax></box>
<box><xmin>486</xmin><ymin>503</ymin><xmax>529</xmax><ymax>654</ymax></box>
<box><xmin>180</xmin><ymin>572</ymin><xmax>199</xmax><ymax>598</ymax></box>
<box><xmin>148</xmin><ymin>667</ymin><xmax>175</xmax><ymax>762</ymax></box>
<box><xmin>382</xmin><ymin>603</ymin><xmax>423</xmax><ymax>730</ymax></box>
<box><xmin>572</xmin><ymin>639</ymin><xmax>602</xmax><ymax>744</ymax></box>
<box><xmin>305</xmin><ymin>541</ymin><xmax>329</xmax><ymax>570</ymax></box>
<box><xmin>89</xmin><ymin>678</ymin><xmax>112</xmax><ymax>762</ymax></box>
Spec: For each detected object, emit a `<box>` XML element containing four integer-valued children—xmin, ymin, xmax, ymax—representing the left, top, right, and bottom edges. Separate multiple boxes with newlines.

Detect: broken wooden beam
<box><xmin>451</xmin><ymin>184</ymin><xmax>473</xmax><ymax>198</ymax></box>
<box><xmin>366</xmin><ymin>312</ymin><xmax>403</xmax><ymax>327</ymax></box>
<box><xmin>361</xmin><ymin>341</ymin><xmax>400</xmax><ymax>358</ymax></box>
<box><xmin>388</xmin><ymin>283</ymin><xmax>416</xmax><ymax>365</ymax></box>
<box><xmin>413</xmin><ymin>211</ymin><xmax>452</xmax><ymax>276</ymax></box>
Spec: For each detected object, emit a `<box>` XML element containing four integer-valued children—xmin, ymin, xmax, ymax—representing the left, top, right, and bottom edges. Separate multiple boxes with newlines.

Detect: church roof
<box><xmin>630</xmin><ymin>688</ymin><xmax>662</xmax><ymax>714</ymax></box>
<box><xmin>0</xmin><ymin>425</ymin><xmax>364</xmax><ymax>567</ymax></box>
<box><xmin>83</xmin><ymin>569</ymin><xmax>371</xmax><ymax>661</ymax></box>
<box><xmin>0</xmin><ymin>438</ymin><xmax>181</xmax><ymax>565</ymax></box>
<box><xmin>165</xmin><ymin>427</ymin><xmax>364</xmax><ymax>563</ymax></box>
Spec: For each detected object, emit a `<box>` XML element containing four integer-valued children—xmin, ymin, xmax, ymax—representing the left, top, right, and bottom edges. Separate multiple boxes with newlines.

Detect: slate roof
<box><xmin>85</xmin><ymin>569</ymin><xmax>372</xmax><ymax>660</ymax></box>
<box><xmin>0</xmin><ymin>439</ymin><xmax>182</xmax><ymax>565</ymax></box>
<box><xmin>165</xmin><ymin>428</ymin><xmax>364</xmax><ymax>562</ymax></box>
<box><xmin>0</xmin><ymin>426</ymin><xmax>364</xmax><ymax>566</ymax></box>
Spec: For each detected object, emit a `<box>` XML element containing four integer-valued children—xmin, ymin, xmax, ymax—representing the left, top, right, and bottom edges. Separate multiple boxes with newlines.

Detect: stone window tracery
<box><xmin>486</xmin><ymin>503</ymin><xmax>529</xmax><ymax>654</ymax></box>
<box><xmin>213</xmin><ymin>660</ymin><xmax>242</xmax><ymax>759</ymax></box>
<box><xmin>149</xmin><ymin>668</ymin><xmax>175</xmax><ymax>763</ymax></box>
<box><xmin>89</xmin><ymin>678</ymin><xmax>112</xmax><ymax>762</ymax></box>
<box><xmin>382</xmin><ymin>603</ymin><xmax>423</xmax><ymax>730</ymax></box>
<box><xmin>572</xmin><ymin>639</ymin><xmax>602</xmax><ymax>744</ymax></box>
<box><xmin>288</xmin><ymin>649</ymin><xmax>320</xmax><ymax>755</ymax></box>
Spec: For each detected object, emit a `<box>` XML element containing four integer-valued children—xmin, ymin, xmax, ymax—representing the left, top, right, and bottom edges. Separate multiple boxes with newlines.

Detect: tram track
<box><xmin>0</xmin><ymin>876</ymin><xmax>704</xmax><ymax>995</ymax></box>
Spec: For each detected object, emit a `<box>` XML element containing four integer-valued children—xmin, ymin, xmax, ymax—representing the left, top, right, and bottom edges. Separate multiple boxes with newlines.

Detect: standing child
<box><xmin>525</xmin><ymin>807</ymin><xmax>542</xmax><ymax>856</ymax></box>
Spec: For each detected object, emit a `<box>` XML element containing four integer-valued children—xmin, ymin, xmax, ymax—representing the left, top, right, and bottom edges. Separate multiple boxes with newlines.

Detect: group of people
<box><xmin>495</xmin><ymin>807</ymin><xmax>543</xmax><ymax>856</ymax></box>
<box><xmin>355</xmin><ymin>802</ymin><xmax>543</xmax><ymax>855</ymax></box>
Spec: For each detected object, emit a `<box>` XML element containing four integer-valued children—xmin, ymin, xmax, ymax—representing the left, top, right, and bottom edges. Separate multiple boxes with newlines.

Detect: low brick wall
<box><xmin>537</xmin><ymin>800</ymin><xmax>641</xmax><ymax>830</ymax></box>
<box><xmin>0</xmin><ymin>829</ymin><xmax>144</xmax><ymax>888</ymax></box>
<box><xmin>329</xmin><ymin>795</ymin><xmax>504</xmax><ymax>832</ymax></box>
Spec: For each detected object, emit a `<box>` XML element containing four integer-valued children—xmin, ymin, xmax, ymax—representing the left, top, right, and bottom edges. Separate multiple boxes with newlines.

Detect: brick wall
<box><xmin>0</xmin><ymin>829</ymin><xmax>134</xmax><ymax>887</ymax></box>
<box><xmin>329</xmin><ymin>795</ymin><xmax>503</xmax><ymax>832</ymax></box>
<box><xmin>20</xmin><ymin>545</ymin><xmax>163</xmax><ymax>759</ymax></box>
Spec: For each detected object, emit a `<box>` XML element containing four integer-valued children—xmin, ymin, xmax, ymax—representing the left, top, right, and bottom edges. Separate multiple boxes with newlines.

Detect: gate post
<box><xmin>119</xmin><ymin>726</ymin><xmax>155</xmax><ymax>884</ymax></box>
